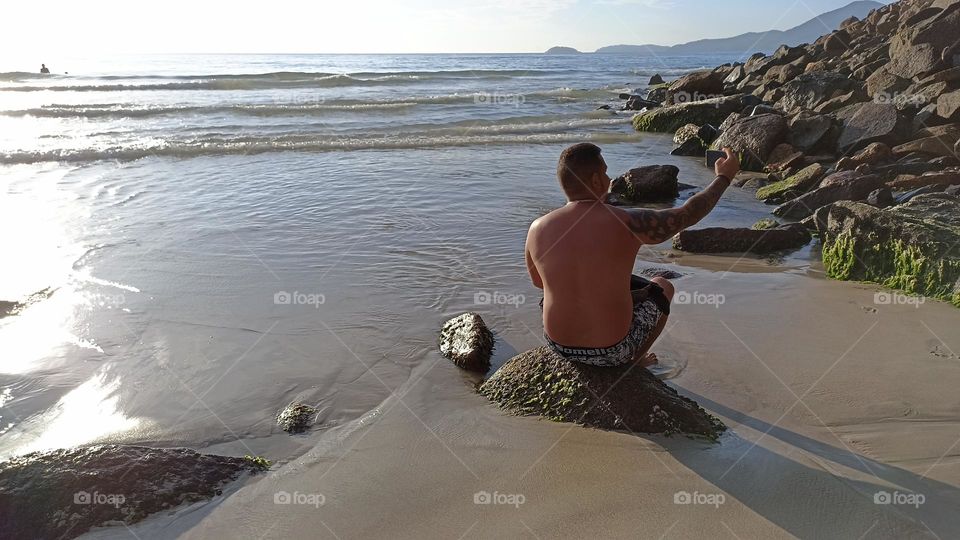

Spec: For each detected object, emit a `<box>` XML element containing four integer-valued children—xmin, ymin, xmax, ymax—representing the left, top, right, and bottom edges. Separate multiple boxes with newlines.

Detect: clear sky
<box><xmin>5</xmin><ymin>0</ymin><xmax>890</xmax><ymax>55</ymax></box>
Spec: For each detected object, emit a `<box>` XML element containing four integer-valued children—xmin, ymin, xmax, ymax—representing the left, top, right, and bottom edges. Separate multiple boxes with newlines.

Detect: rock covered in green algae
<box><xmin>277</xmin><ymin>401</ymin><xmax>318</xmax><ymax>433</ymax></box>
<box><xmin>819</xmin><ymin>194</ymin><xmax>960</xmax><ymax>307</ymax></box>
<box><xmin>751</xmin><ymin>218</ymin><xmax>781</xmax><ymax>230</ymax></box>
<box><xmin>632</xmin><ymin>95</ymin><xmax>745</xmax><ymax>134</ymax></box>
<box><xmin>479</xmin><ymin>347</ymin><xmax>725</xmax><ymax>440</ymax></box>
<box><xmin>439</xmin><ymin>312</ymin><xmax>494</xmax><ymax>372</ymax></box>
<box><xmin>0</xmin><ymin>445</ymin><xmax>268</xmax><ymax>539</ymax></box>
<box><xmin>756</xmin><ymin>163</ymin><xmax>826</xmax><ymax>203</ymax></box>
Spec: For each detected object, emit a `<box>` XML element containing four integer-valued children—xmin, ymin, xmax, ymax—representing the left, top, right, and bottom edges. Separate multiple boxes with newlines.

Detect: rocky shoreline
<box><xmin>619</xmin><ymin>0</ymin><xmax>960</xmax><ymax>306</ymax></box>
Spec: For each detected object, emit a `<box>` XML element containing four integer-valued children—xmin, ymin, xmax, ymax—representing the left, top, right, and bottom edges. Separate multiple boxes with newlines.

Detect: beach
<box><xmin>2</xmin><ymin>53</ymin><xmax>960</xmax><ymax>539</ymax></box>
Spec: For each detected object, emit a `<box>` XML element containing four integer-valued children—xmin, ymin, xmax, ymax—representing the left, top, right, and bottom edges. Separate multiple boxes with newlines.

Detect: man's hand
<box><xmin>714</xmin><ymin>147</ymin><xmax>740</xmax><ymax>180</ymax></box>
<box><xmin>623</xmin><ymin>149</ymin><xmax>736</xmax><ymax>244</ymax></box>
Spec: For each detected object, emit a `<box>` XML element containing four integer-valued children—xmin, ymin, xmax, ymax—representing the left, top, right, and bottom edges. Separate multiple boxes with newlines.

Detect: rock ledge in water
<box><xmin>0</xmin><ymin>445</ymin><xmax>268</xmax><ymax>539</ymax></box>
<box><xmin>439</xmin><ymin>312</ymin><xmax>494</xmax><ymax>372</ymax></box>
<box><xmin>479</xmin><ymin>347</ymin><xmax>725</xmax><ymax>440</ymax></box>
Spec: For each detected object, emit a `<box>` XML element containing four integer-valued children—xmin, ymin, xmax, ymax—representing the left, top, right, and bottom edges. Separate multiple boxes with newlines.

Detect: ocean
<box><xmin>0</xmin><ymin>53</ymin><xmax>765</xmax><ymax>457</ymax></box>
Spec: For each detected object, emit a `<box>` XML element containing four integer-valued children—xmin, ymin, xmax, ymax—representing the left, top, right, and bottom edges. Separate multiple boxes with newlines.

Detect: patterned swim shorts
<box><xmin>545</xmin><ymin>298</ymin><xmax>664</xmax><ymax>367</ymax></box>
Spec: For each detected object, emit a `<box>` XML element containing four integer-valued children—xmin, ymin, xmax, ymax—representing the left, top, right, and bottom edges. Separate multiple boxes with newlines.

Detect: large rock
<box><xmin>610</xmin><ymin>165</ymin><xmax>680</xmax><ymax>203</ymax></box>
<box><xmin>888</xmin><ymin>4</ymin><xmax>960</xmax><ymax>79</ymax></box>
<box><xmin>836</xmin><ymin>102</ymin><xmax>905</xmax><ymax>151</ymax></box>
<box><xmin>777</xmin><ymin>71</ymin><xmax>858</xmax><ymax>114</ymax></box>
<box><xmin>788</xmin><ymin>112</ymin><xmax>833</xmax><ymax>151</ymax></box>
<box><xmin>0</xmin><ymin>445</ymin><xmax>269</xmax><ymax>539</ymax></box>
<box><xmin>819</xmin><ymin>194</ymin><xmax>960</xmax><ymax>306</ymax></box>
<box><xmin>887</xmin><ymin>171</ymin><xmax>960</xmax><ymax>190</ymax></box>
<box><xmin>667</xmin><ymin>70</ymin><xmax>725</xmax><ymax>104</ymax></box>
<box><xmin>938</xmin><ymin>89</ymin><xmax>960</xmax><ymax>120</ymax></box>
<box><xmin>439</xmin><ymin>313</ymin><xmax>494</xmax><ymax>372</ymax></box>
<box><xmin>773</xmin><ymin>174</ymin><xmax>885</xmax><ymax>219</ymax></box>
<box><xmin>632</xmin><ymin>95</ymin><xmax>744</xmax><ymax>134</ymax></box>
<box><xmin>756</xmin><ymin>163</ymin><xmax>826</xmax><ymax>203</ymax></box>
<box><xmin>478</xmin><ymin>346</ymin><xmax>725</xmax><ymax>439</ymax></box>
<box><xmin>709</xmin><ymin>113</ymin><xmax>788</xmax><ymax>162</ymax></box>
<box><xmin>672</xmin><ymin>225</ymin><xmax>810</xmax><ymax>254</ymax></box>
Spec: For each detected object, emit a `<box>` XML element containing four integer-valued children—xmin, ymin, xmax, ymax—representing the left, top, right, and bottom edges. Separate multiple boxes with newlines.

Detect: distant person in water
<box><xmin>524</xmin><ymin>143</ymin><xmax>740</xmax><ymax>368</ymax></box>
<box><xmin>40</xmin><ymin>64</ymin><xmax>50</xmax><ymax>74</ymax></box>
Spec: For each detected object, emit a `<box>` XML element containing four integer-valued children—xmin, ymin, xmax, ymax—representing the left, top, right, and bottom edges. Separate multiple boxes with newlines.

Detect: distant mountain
<box><xmin>595</xmin><ymin>0</ymin><xmax>883</xmax><ymax>55</ymax></box>
<box><xmin>545</xmin><ymin>46</ymin><xmax>582</xmax><ymax>54</ymax></box>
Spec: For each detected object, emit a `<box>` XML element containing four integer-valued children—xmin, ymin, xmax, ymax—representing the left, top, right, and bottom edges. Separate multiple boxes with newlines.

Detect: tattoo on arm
<box><xmin>626</xmin><ymin>176</ymin><xmax>731</xmax><ymax>244</ymax></box>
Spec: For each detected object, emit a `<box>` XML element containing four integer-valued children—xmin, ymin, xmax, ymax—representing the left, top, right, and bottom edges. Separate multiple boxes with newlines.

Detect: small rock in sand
<box><xmin>439</xmin><ymin>312</ymin><xmax>494</xmax><ymax>372</ymax></box>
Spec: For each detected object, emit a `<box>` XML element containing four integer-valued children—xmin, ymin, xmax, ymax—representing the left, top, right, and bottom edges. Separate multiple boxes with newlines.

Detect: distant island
<box><xmin>545</xmin><ymin>46</ymin><xmax>582</xmax><ymax>55</ymax></box>
<box><xmin>547</xmin><ymin>0</ymin><xmax>882</xmax><ymax>56</ymax></box>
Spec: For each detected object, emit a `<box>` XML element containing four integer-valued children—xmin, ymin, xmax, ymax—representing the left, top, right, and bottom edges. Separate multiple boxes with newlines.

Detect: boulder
<box><xmin>632</xmin><ymin>95</ymin><xmax>745</xmax><ymax>133</ymax></box>
<box><xmin>765</xmin><ymin>143</ymin><xmax>804</xmax><ymax>172</ymax></box>
<box><xmin>478</xmin><ymin>346</ymin><xmax>725</xmax><ymax>439</ymax></box>
<box><xmin>819</xmin><ymin>194</ymin><xmax>960</xmax><ymax>306</ymax></box>
<box><xmin>277</xmin><ymin>401</ymin><xmax>318</xmax><ymax>433</ymax></box>
<box><xmin>672</xmin><ymin>225</ymin><xmax>810</xmax><ymax>254</ymax></box>
<box><xmin>887</xmin><ymin>4</ymin><xmax>960</xmax><ymax>79</ymax></box>
<box><xmin>671</xmin><ymin>137</ymin><xmax>707</xmax><ymax>157</ymax></box>
<box><xmin>788</xmin><ymin>112</ymin><xmax>833</xmax><ymax>151</ymax></box>
<box><xmin>867</xmin><ymin>187</ymin><xmax>894</xmax><ymax>207</ymax></box>
<box><xmin>667</xmin><ymin>70</ymin><xmax>725</xmax><ymax>104</ymax></box>
<box><xmin>646</xmin><ymin>85</ymin><xmax>669</xmax><ymax>104</ymax></box>
<box><xmin>820</xmin><ymin>170</ymin><xmax>865</xmax><ymax>188</ymax></box>
<box><xmin>0</xmin><ymin>445</ymin><xmax>269</xmax><ymax>539</ymax></box>
<box><xmin>824</xmin><ymin>29</ymin><xmax>852</xmax><ymax>55</ymax></box>
<box><xmin>894</xmin><ymin>136</ymin><xmax>960</xmax><ymax>157</ymax></box>
<box><xmin>836</xmin><ymin>102</ymin><xmax>905</xmax><ymax>151</ymax></box>
<box><xmin>865</xmin><ymin>65</ymin><xmax>910</xmax><ymax>99</ymax></box>
<box><xmin>649</xmin><ymin>74</ymin><xmax>665</xmax><ymax>85</ymax></box>
<box><xmin>756</xmin><ymin>163</ymin><xmax>826</xmax><ymax>203</ymax></box>
<box><xmin>937</xmin><ymin>89</ymin><xmax>960</xmax><ymax>120</ymax></box>
<box><xmin>842</xmin><ymin>142</ymin><xmax>894</xmax><ymax>169</ymax></box>
<box><xmin>773</xmin><ymin>174</ymin><xmax>885</xmax><ymax>219</ymax></box>
<box><xmin>610</xmin><ymin>165</ymin><xmax>680</xmax><ymax>203</ymax></box>
<box><xmin>623</xmin><ymin>96</ymin><xmax>661</xmax><ymax>111</ymax></box>
<box><xmin>709</xmin><ymin>113</ymin><xmax>788</xmax><ymax>162</ymax></box>
<box><xmin>439</xmin><ymin>313</ymin><xmax>494</xmax><ymax>372</ymax></box>
<box><xmin>673</xmin><ymin>124</ymin><xmax>700</xmax><ymax>145</ymax></box>
<box><xmin>887</xmin><ymin>171</ymin><xmax>960</xmax><ymax>190</ymax></box>
<box><xmin>724</xmin><ymin>65</ymin><xmax>746</xmax><ymax>86</ymax></box>
<box><xmin>778</xmin><ymin>71</ymin><xmax>858</xmax><ymax>114</ymax></box>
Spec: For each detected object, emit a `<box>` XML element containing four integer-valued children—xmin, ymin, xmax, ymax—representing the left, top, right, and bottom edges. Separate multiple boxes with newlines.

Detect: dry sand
<box><xmin>85</xmin><ymin>256</ymin><xmax>960</xmax><ymax>540</ymax></box>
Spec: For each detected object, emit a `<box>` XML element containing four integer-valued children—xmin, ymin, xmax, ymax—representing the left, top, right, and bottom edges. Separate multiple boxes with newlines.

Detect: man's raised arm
<box><xmin>624</xmin><ymin>148</ymin><xmax>740</xmax><ymax>245</ymax></box>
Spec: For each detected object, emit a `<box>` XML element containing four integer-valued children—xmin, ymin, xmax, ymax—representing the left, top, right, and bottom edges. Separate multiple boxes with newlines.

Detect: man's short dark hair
<box><xmin>557</xmin><ymin>143</ymin><xmax>603</xmax><ymax>196</ymax></box>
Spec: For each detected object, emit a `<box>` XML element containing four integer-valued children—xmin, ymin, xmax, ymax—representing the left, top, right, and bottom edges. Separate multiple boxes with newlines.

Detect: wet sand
<box><xmin>81</xmin><ymin>252</ymin><xmax>960</xmax><ymax>539</ymax></box>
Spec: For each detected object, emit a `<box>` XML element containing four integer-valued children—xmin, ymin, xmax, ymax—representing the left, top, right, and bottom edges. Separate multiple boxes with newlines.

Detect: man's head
<box><xmin>557</xmin><ymin>143</ymin><xmax>609</xmax><ymax>201</ymax></box>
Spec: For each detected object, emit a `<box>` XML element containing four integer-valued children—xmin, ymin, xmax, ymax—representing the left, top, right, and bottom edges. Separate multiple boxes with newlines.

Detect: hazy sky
<box><xmin>5</xmin><ymin>0</ymin><xmax>888</xmax><ymax>55</ymax></box>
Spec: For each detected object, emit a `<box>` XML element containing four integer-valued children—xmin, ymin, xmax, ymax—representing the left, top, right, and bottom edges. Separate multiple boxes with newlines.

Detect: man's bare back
<box><xmin>525</xmin><ymin>143</ymin><xmax>740</xmax><ymax>359</ymax></box>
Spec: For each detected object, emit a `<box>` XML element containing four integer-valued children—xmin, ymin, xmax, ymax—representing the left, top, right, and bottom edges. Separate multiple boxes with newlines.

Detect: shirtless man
<box><xmin>525</xmin><ymin>143</ymin><xmax>740</xmax><ymax>368</ymax></box>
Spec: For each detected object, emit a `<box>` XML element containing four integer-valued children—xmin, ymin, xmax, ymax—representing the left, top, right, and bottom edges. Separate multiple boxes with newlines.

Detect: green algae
<box><xmin>823</xmin><ymin>232</ymin><xmax>960</xmax><ymax>307</ymax></box>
